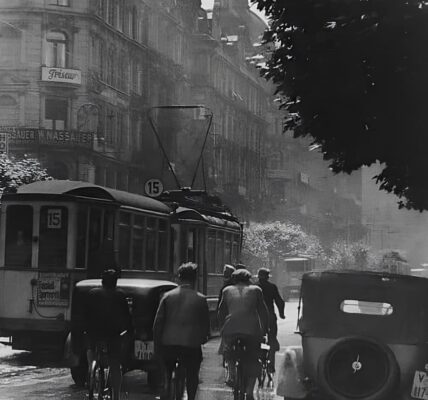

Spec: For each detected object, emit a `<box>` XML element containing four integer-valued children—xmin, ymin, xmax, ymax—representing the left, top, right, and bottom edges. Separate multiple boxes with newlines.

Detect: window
<box><xmin>132</xmin><ymin>215</ymin><xmax>144</xmax><ymax>269</ymax></box>
<box><xmin>5</xmin><ymin>206</ymin><xmax>33</xmax><ymax>267</ymax></box>
<box><xmin>0</xmin><ymin>26</ymin><xmax>21</xmax><ymax>66</ymax></box>
<box><xmin>215</xmin><ymin>231</ymin><xmax>224</xmax><ymax>273</ymax></box>
<box><xmin>50</xmin><ymin>0</ymin><xmax>70</xmax><ymax>5</ymax></box>
<box><xmin>39</xmin><ymin>206</ymin><xmax>68</xmax><ymax>268</ymax></box>
<box><xmin>158</xmin><ymin>220</ymin><xmax>168</xmax><ymax>271</ymax></box>
<box><xmin>45</xmin><ymin>31</ymin><xmax>68</xmax><ymax>67</ymax></box>
<box><xmin>131</xmin><ymin>7</ymin><xmax>138</xmax><ymax>40</ymax></box>
<box><xmin>45</xmin><ymin>98</ymin><xmax>68</xmax><ymax>130</ymax></box>
<box><xmin>207</xmin><ymin>230</ymin><xmax>216</xmax><ymax>273</ymax></box>
<box><xmin>119</xmin><ymin>212</ymin><xmax>131</xmax><ymax>267</ymax></box>
<box><xmin>340</xmin><ymin>300</ymin><xmax>393</xmax><ymax>316</ymax></box>
<box><xmin>146</xmin><ymin>217</ymin><xmax>157</xmax><ymax>270</ymax></box>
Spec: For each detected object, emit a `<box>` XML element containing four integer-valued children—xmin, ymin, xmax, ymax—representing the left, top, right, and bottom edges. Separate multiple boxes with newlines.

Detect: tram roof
<box><xmin>13</xmin><ymin>180</ymin><xmax>171</xmax><ymax>214</ymax></box>
<box><xmin>175</xmin><ymin>206</ymin><xmax>241</xmax><ymax>229</ymax></box>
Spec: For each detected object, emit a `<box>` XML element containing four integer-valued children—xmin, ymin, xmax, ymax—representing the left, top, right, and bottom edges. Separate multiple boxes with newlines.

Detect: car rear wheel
<box><xmin>318</xmin><ymin>336</ymin><xmax>399</xmax><ymax>400</ymax></box>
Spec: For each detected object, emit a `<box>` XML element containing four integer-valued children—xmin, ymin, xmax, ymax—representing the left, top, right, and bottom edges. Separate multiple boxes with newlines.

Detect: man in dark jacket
<box><xmin>256</xmin><ymin>267</ymin><xmax>285</xmax><ymax>372</ymax></box>
<box><xmin>153</xmin><ymin>262</ymin><xmax>210</xmax><ymax>400</ymax></box>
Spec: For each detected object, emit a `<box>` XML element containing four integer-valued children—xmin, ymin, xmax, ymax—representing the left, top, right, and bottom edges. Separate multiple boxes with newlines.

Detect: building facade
<box><xmin>0</xmin><ymin>0</ymin><xmax>272</xmax><ymax>218</ymax></box>
<box><xmin>0</xmin><ymin>0</ymin><xmax>363</xmax><ymax>236</ymax></box>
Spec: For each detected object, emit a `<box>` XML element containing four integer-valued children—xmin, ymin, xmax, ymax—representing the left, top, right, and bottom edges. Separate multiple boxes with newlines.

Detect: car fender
<box><xmin>63</xmin><ymin>332</ymin><xmax>80</xmax><ymax>367</ymax></box>
<box><xmin>277</xmin><ymin>345</ymin><xmax>308</xmax><ymax>398</ymax></box>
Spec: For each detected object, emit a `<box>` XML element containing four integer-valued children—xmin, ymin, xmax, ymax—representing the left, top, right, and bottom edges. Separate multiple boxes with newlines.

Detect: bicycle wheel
<box><xmin>234</xmin><ymin>361</ymin><xmax>245</xmax><ymax>400</ymax></box>
<box><xmin>88</xmin><ymin>361</ymin><xmax>97</xmax><ymax>400</ymax></box>
<box><xmin>172</xmin><ymin>363</ymin><xmax>185</xmax><ymax>400</ymax></box>
<box><xmin>103</xmin><ymin>367</ymin><xmax>113</xmax><ymax>400</ymax></box>
<box><xmin>98</xmin><ymin>367</ymin><xmax>105</xmax><ymax>399</ymax></box>
<box><xmin>258</xmin><ymin>362</ymin><xmax>267</xmax><ymax>389</ymax></box>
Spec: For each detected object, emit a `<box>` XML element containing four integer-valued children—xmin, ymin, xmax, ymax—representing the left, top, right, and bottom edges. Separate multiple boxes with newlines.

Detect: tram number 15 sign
<box><xmin>47</xmin><ymin>209</ymin><xmax>62</xmax><ymax>229</ymax></box>
<box><xmin>145</xmin><ymin>179</ymin><xmax>164</xmax><ymax>198</ymax></box>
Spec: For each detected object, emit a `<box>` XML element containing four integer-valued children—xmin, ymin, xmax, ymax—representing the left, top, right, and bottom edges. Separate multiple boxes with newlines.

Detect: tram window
<box><xmin>5</xmin><ymin>205</ymin><xmax>33</xmax><ymax>267</ymax></box>
<box><xmin>186</xmin><ymin>229</ymin><xmax>196</xmax><ymax>262</ymax></box>
<box><xmin>39</xmin><ymin>206</ymin><xmax>68</xmax><ymax>268</ymax></box>
<box><xmin>224</xmin><ymin>233</ymin><xmax>232</xmax><ymax>264</ymax></box>
<box><xmin>132</xmin><ymin>215</ymin><xmax>144</xmax><ymax>270</ymax></box>
<box><xmin>207</xmin><ymin>230</ymin><xmax>216</xmax><ymax>273</ymax></box>
<box><xmin>215</xmin><ymin>231</ymin><xmax>224</xmax><ymax>273</ymax></box>
<box><xmin>232</xmin><ymin>235</ymin><xmax>240</xmax><ymax>264</ymax></box>
<box><xmin>89</xmin><ymin>208</ymin><xmax>103</xmax><ymax>251</ymax></box>
<box><xmin>158</xmin><ymin>219</ymin><xmax>168</xmax><ymax>271</ymax></box>
<box><xmin>146</xmin><ymin>217</ymin><xmax>157</xmax><ymax>270</ymax></box>
<box><xmin>119</xmin><ymin>212</ymin><xmax>131</xmax><ymax>268</ymax></box>
<box><xmin>76</xmin><ymin>207</ymin><xmax>88</xmax><ymax>268</ymax></box>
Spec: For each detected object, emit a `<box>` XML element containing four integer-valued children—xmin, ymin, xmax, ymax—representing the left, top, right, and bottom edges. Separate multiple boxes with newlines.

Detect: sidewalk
<box><xmin>197</xmin><ymin>337</ymin><xmax>280</xmax><ymax>400</ymax></box>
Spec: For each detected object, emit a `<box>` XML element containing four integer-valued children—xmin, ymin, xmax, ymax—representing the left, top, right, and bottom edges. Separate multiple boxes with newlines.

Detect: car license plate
<box><xmin>134</xmin><ymin>340</ymin><xmax>154</xmax><ymax>361</ymax></box>
<box><xmin>411</xmin><ymin>371</ymin><xmax>428</xmax><ymax>399</ymax></box>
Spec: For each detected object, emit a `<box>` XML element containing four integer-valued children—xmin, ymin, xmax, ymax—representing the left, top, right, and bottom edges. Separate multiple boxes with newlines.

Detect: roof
<box><xmin>76</xmin><ymin>278</ymin><xmax>176</xmax><ymax>289</ymax></box>
<box><xmin>13</xmin><ymin>180</ymin><xmax>171</xmax><ymax>214</ymax></box>
<box><xmin>175</xmin><ymin>206</ymin><xmax>241</xmax><ymax>229</ymax></box>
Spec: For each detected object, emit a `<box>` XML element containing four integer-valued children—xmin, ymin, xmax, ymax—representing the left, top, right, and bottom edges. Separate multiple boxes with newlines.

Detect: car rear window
<box><xmin>340</xmin><ymin>299</ymin><xmax>393</xmax><ymax>316</ymax></box>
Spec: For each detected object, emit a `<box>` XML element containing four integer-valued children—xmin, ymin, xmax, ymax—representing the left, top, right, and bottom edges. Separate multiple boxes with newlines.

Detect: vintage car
<box><xmin>65</xmin><ymin>278</ymin><xmax>177</xmax><ymax>387</ymax></box>
<box><xmin>277</xmin><ymin>270</ymin><xmax>428</xmax><ymax>400</ymax></box>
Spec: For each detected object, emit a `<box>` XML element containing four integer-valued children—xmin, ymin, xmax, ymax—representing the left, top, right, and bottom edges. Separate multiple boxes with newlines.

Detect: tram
<box><xmin>0</xmin><ymin>180</ymin><xmax>242</xmax><ymax>352</ymax></box>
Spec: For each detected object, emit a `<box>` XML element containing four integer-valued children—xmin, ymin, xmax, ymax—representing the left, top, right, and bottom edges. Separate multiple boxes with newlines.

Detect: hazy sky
<box><xmin>200</xmin><ymin>0</ymin><xmax>267</xmax><ymax>22</ymax></box>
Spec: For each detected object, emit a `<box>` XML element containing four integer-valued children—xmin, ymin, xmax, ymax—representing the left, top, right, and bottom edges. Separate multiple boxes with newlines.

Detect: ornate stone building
<box><xmin>0</xmin><ymin>0</ymin><xmax>272</xmax><ymax>218</ymax></box>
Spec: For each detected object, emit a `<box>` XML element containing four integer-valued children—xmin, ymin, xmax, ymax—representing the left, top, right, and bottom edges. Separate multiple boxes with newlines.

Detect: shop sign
<box><xmin>37</xmin><ymin>272</ymin><xmax>70</xmax><ymax>307</ymax></box>
<box><xmin>41</xmin><ymin>67</ymin><xmax>81</xmax><ymax>85</ymax></box>
<box><xmin>0</xmin><ymin>127</ymin><xmax>94</xmax><ymax>148</ymax></box>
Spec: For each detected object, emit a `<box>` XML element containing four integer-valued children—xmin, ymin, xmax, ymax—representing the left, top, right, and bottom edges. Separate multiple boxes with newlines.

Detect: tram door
<box><xmin>181</xmin><ymin>225</ymin><xmax>206</xmax><ymax>293</ymax></box>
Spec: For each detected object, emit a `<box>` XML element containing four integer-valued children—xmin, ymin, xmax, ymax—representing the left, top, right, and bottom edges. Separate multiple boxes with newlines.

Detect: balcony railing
<box><xmin>266</xmin><ymin>169</ymin><xmax>292</xmax><ymax>180</ymax></box>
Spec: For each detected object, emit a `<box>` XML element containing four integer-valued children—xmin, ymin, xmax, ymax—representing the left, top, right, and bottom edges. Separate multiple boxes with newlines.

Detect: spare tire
<box><xmin>318</xmin><ymin>336</ymin><xmax>399</xmax><ymax>400</ymax></box>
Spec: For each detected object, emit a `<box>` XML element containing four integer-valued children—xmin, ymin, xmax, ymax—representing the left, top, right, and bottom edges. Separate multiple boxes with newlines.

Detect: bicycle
<box><xmin>87</xmin><ymin>330</ymin><xmax>127</xmax><ymax>400</ymax></box>
<box><xmin>228</xmin><ymin>337</ymin><xmax>247</xmax><ymax>400</ymax></box>
<box><xmin>88</xmin><ymin>340</ymin><xmax>112</xmax><ymax>400</ymax></box>
<box><xmin>166</xmin><ymin>356</ymin><xmax>185</xmax><ymax>400</ymax></box>
<box><xmin>258</xmin><ymin>340</ymin><xmax>274</xmax><ymax>390</ymax></box>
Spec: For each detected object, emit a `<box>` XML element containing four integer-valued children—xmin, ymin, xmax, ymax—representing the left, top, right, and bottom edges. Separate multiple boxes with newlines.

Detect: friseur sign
<box><xmin>0</xmin><ymin>127</ymin><xmax>93</xmax><ymax>148</ymax></box>
<box><xmin>41</xmin><ymin>66</ymin><xmax>82</xmax><ymax>85</ymax></box>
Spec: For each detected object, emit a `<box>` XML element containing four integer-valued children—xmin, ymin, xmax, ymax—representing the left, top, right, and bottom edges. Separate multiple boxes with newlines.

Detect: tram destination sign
<box><xmin>37</xmin><ymin>272</ymin><xmax>70</xmax><ymax>307</ymax></box>
<box><xmin>0</xmin><ymin>127</ymin><xmax>93</xmax><ymax>148</ymax></box>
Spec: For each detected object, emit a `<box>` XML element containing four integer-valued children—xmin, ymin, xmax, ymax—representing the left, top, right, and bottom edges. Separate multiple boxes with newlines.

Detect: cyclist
<box><xmin>218</xmin><ymin>267</ymin><xmax>269</xmax><ymax>400</ymax></box>
<box><xmin>256</xmin><ymin>267</ymin><xmax>285</xmax><ymax>373</ymax></box>
<box><xmin>153</xmin><ymin>262</ymin><xmax>210</xmax><ymax>400</ymax></box>
<box><xmin>217</xmin><ymin>264</ymin><xmax>236</xmax><ymax>310</ymax></box>
<box><xmin>84</xmin><ymin>268</ymin><xmax>132</xmax><ymax>400</ymax></box>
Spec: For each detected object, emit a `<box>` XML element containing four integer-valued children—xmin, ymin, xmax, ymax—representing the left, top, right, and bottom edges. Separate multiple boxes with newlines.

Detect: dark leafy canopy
<box><xmin>255</xmin><ymin>0</ymin><xmax>428</xmax><ymax>210</ymax></box>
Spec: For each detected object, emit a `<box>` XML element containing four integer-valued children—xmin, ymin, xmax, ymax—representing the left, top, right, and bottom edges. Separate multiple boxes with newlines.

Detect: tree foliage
<box><xmin>255</xmin><ymin>0</ymin><xmax>428</xmax><ymax>210</ymax></box>
<box><xmin>243</xmin><ymin>221</ymin><xmax>325</xmax><ymax>264</ymax></box>
<box><xmin>0</xmin><ymin>154</ymin><xmax>51</xmax><ymax>194</ymax></box>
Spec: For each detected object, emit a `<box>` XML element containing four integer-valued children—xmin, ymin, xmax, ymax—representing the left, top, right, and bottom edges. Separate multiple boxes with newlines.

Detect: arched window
<box><xmin>45</xmin><ymin>31</ymin><xmax>68</xmax><ymax>67</ymax></box>
<box><xmin>0</xmin><ymin>95</ymin><xmax>17</xmax><ymax>107</ymax></box>
<box><xmin>0</xmin><ymin>25</ymin><xmax>21</xmax><ymax>66</ymax></box>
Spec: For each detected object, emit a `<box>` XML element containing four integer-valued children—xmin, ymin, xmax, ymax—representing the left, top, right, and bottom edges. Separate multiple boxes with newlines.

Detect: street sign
<box><xmin>0</xmin><ymin>132</ymin><xmax>8</xmax><ymax>154</ymax></box>
<box><xmin>144</xmin><ymin>178</ymin><xmax>164</xmax><ymax>198</ymax></box>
